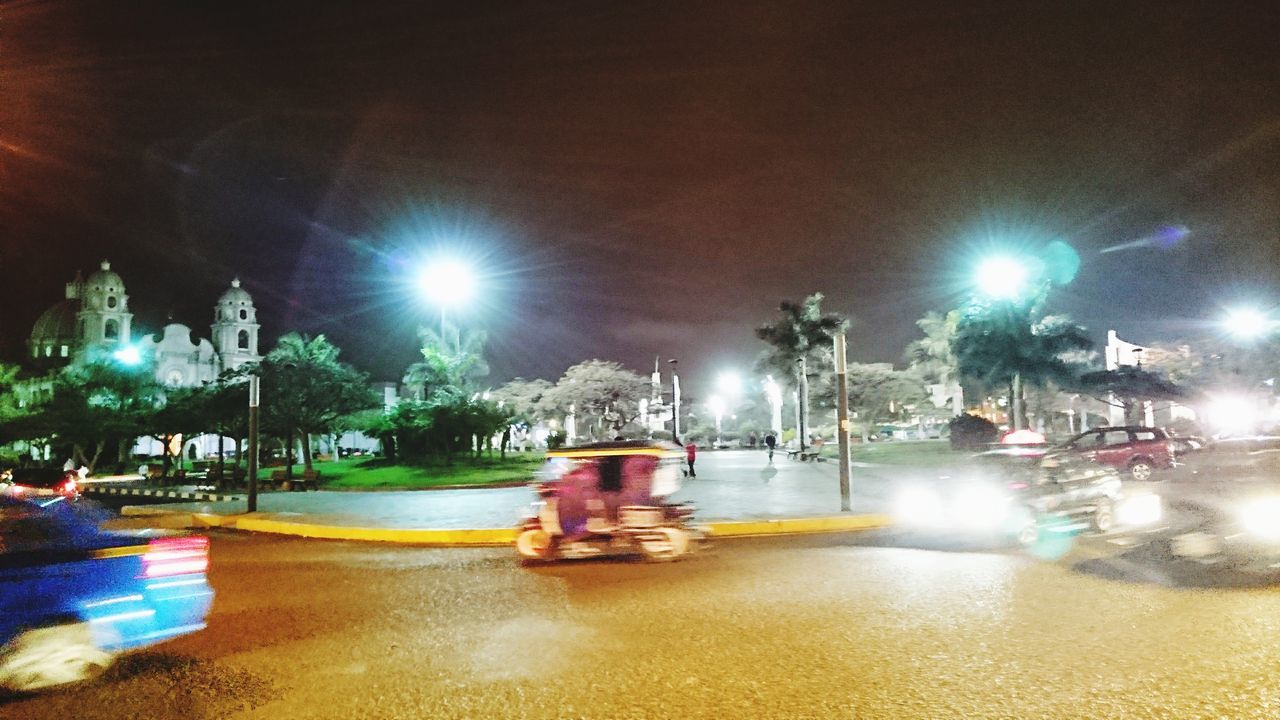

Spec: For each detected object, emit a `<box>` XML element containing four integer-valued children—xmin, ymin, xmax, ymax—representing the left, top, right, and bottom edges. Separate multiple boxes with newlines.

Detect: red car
<box><xmin>1060</xmin><ymin>426</ymin><xmax>1174</xmax><ymax>480</ymax></box>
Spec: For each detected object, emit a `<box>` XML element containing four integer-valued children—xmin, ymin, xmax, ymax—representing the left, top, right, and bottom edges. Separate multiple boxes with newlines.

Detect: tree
<box><xmin>905</xmin><ymin>310</ymin><xmax>964</xmax><ymax>415</ymax></box>
<box><xmin>1077</xmin><ymin>366</ymin><xmax>1188</xmax><ymax>426</ymax></box>
<box><xmin>543</xmin><ymin>361</ymin><xmax>649</xmax><ymax>439</ymax></box>
<box><xmin>755</xmin><ymin>294</ymin><xmax>848</xmax><ymax>447</ymax></box>
<box><xmin>403</xmin><ymin>321</ymin><xmax>490</xmax><ymax>402</ymax></box>
<box><xmin>837</xmin><ymin>363</ymin><xmax>929</xmax><ymax>441</ymax></box>
<box><xmin>491</xmin><ymin>378</ymin><xmax>554</xmax><ymax>454</ymax></box>
<box><xmin>257</xmin><ymin>333</ymin><xmax>378</xmax><ymax>475</ymax></box>
<box><xmin>953</xmin><ymin>298</ymin><xmax>1092</xmax><ymax>430</ymax></box>
<box><xmin>18</xmin><ymin>361</ymin><xmax>163</xmax><ymax>473</ymax></box>
<box><xmin>142</xmin><ymin>387</ymin><xmax>206</xmax><ymax>476</ymax></box>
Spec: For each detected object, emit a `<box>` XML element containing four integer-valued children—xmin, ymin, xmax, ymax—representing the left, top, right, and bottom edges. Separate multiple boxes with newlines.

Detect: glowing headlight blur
<box><xmin>1238</xmin><ymin>497</ymin><xmax>1280</xmax><ymax>541</ymax></box>
<box><xmin>953</xmin><ymin>484</ymin><xmax>1010</xmax><ymax>529</ymax></box>
<box><xmin>1115</xmin><ymin>493</ymin><xmax>1162</xmax><ymax>526</ymax></box>
<box><xmin>893</xmin><ymin>485</ymin><xmax>945</xmax><ymax>526</ymax></box>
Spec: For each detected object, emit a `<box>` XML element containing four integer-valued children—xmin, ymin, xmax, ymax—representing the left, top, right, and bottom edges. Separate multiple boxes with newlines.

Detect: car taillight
<box><xmin>58</xmin><ymin>478</ymin><xmax>77</xmax><ymax>495</ymax></box>
<box><xmin>142</xmin><ymin>536</ymin><xmax>209</xmax><ymax>578</ymax></box>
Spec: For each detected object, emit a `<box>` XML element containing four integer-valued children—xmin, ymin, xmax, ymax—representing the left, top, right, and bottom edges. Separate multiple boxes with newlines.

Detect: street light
<box><xmin>717</xmin><ymin>371</ymin><xmax>741</xmax><ymax>398</ymax></box>
<box><xmin>416</xmin><ymin>258</ymin><xmax>477</xmax><ymax>342</ymax></box>
<box><xmin>974</xmin><ymin>256</ymin><xmax>1030</xmax><ymax>300</ymax></box>
<box><xmin>1224</xmin><ymin>307</ymin><xmax>1273</xmax><ymax>341</ymax></box>
<box><xmin>112</xmin><ymin>344</ymin><xmax>142</xmax><ymax>366</ymax></box>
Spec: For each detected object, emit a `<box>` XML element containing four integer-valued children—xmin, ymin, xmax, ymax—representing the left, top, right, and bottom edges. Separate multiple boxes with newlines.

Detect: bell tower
<box><xmin>211</xmin><ymin>278</ymin><xmax>261</xmax><ymax>371</ymax></box>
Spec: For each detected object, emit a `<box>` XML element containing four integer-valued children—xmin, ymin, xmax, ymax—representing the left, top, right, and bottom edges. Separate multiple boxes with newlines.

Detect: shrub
<box><xmin>948</xmin><ymin>413</ymin><xmax>998</xmax><ymax>450</ymax></box>
<box><xmin>546</xmin><ymin>430</ymin><xmax>567</xmax><ymax>450</ymax></box>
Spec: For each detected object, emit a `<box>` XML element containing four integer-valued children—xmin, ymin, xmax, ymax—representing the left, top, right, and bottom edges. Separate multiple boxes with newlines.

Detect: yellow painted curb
<box><xmin>232</xmin><ymin>516</ymin><xmax>518</xmax><ymax>546</ymax></box>
<box><xmin>121</xmin><ymin>510</ymin><xmax>890</xmax><ymax>545</ymax></box>
<box><xmin>705</xmin><ymin>514</ymin><xmax>892</xmax><ymax>537</ymax></box>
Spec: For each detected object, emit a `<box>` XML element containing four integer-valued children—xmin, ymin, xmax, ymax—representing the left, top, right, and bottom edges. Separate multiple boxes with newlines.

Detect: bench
<box><xmin>273</xmin><ymin>469</ymin><xmax>321</xmax><ymax>491</ymax></box>
<box><xmin>787</xmin><ymin>446</ymin><xmax>828</xmax><ymax>462</ymax></box>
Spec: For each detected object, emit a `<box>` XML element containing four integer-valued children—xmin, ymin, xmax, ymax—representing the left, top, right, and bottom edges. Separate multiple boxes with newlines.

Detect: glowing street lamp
<box><xmin>974</xmin><ymin>255</ymin><xmax>1030</xmax><ymax>300</ymax></box>
<box><xmin>717</xmin><ymin>371</ymin><xmax>742</xmax><ymax>398</ymax></box>
<box><xmin>416</xmin><ymin>257</ymin><xmax>477</xmax><ymax>347</ymax></box>
<box><xmin>1223</xmin><ymin>307</ymin><xmax>1273</xmax><ymax>341</ymax></box>
<box><xmin>112</xmin><ymin>345</ymin><xmax>142</xmax><ymax>366</ymax></box>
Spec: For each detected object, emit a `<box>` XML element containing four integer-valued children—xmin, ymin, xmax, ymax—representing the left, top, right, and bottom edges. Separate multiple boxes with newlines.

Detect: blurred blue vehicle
<box><xmin>0</xmin><ymin>495</ymin><xmax>213</xmax><ymax>693</ymax></box>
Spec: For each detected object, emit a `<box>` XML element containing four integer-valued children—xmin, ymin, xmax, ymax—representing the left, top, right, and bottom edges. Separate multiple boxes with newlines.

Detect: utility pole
<box><xmin>247</xmin><ymin>374</ymin><xmax>260</xmax><ymax>513</ymax></box>
<box><xmin>834</xmin><ymin>333</ymin><xmax>851</xmax><ymax>512</ymax></box>
<box><xmin>797</xmin><ymin>356</ymin><xmax>809</xmax><ymax>451</ymax></box>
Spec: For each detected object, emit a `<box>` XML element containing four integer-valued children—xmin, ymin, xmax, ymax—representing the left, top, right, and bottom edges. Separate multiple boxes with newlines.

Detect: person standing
<box><xmin>685</xmin><ymin>441</ymin><xmax>697</xmax><ymax>478</ymax></box>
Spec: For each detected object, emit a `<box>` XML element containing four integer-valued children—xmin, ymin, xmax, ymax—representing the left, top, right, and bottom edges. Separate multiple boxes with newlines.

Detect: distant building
<box><xmin>26</xmin><ymin>260</ymin><xmax>262</xmax><ymax>387</ymax></box>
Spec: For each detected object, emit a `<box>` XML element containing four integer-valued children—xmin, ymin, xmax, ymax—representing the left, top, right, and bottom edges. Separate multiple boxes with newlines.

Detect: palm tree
<box><xmin>905</xmin><ymin>310</ymin><xmax>964</xmax><ymax>415</ymax></box>
<box><xmin>402</xmin><ymin>320</ymin><xmax>490</xmax><ymax>401</ymax></box>
<box><xmin>755</xmin><ymin>294</ymin><xmax>848</xmax><ymax>449</ymax></box>
<box><xmin>953</xmin><ymin>300</ymin><xmax>1092</xmax><ymax>430</ymax></box>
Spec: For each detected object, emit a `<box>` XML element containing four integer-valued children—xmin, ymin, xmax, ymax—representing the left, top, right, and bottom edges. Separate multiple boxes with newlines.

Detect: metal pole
<box><xmin>247</xmin><ymin>374</ymin><xmax>260</xmax><ymax>513</ymax></box>
<box><xmin>797</xmin><ymin>356</ymin><xmax>809</xmax><ymax>451</ymax></box>
<box><xmin>834</xmin><ymin>333</ymin><xmax>851</xmax><ymax>512</ymax></box>
<box><xmin>668</xmin><ymin>359</ymin><xmax>681</xmax><ymax>444</ymax></box>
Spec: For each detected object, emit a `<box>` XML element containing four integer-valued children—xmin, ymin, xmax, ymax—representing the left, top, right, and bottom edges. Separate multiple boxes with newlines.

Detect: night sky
<box><xmin>3</xmin><ymin>0</ymin><xmax>1279</xmax><ymax>392</ymax></box>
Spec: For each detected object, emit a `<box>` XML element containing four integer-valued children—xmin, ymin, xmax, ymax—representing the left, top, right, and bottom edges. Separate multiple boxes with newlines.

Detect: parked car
<box><xmin>1059</xmin><ymin>426</ymin><xmax>1175</xmax><ymax>480</ymax></box>
<box><xmin>0</xmin><ymin>496</ymin><xmax>214</xmax><ymax>693</ymax></box>
<box><xmin>1</xmin><ymin>467</ymin><xmax>81</xmax><ymax>500</ymax></box>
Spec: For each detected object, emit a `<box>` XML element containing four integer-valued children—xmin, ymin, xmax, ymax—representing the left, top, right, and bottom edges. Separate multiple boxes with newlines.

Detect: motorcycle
<box><xmin>515</xmin><ymin>441</ymin><xmax>708</xmax><ymax>562</ymax></box>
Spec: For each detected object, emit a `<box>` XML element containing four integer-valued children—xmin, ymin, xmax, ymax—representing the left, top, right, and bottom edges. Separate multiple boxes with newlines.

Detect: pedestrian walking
<box><xmin>764</xmin><ymin>433</ymin><xmax>777</xmax><ymax>462</ymax></box>
<box><xmin>685</xmin><ymin>441</ymin><xmax>697</xmax><ymax>478</ymax></box>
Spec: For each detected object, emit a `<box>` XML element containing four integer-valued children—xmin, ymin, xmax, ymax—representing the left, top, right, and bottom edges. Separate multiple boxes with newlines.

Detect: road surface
<box><xmin>7</xmin><ymin>531</ymin><xmax>1280</xmax><ymax>719</ymax></box>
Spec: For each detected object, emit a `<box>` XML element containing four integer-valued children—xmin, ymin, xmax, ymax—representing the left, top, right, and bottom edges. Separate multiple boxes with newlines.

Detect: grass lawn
<box><xmin>268</xmin><ymin>454</ymin><xmax>545</xmax><ymax>490</ymax></box>
<box><xmin>847</xmin><ymin>440</ymin><xmax>966</xmax><ymax>467</ymax></box>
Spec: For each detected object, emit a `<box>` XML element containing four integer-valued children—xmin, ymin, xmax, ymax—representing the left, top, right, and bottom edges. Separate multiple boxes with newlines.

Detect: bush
<box><xmin>948</xmin><ymin>413</ymin><xmax>998</xmax><ymax>450</ymax></box>
<box><xmin>546</xmin><ymin>430</ymin><xmax>567</xmax><ymax>450</ymax></box>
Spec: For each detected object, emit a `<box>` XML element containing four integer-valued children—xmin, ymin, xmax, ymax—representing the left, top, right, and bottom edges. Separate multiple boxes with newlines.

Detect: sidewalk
<box><xmin>118</xmin><ymin>450</ymin><xmax>902</xmax><ymax>543</ymax></box>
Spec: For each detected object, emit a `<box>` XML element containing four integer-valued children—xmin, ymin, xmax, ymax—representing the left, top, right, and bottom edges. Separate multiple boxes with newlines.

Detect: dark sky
<box><xmin>3</xmin><ymin>0</ymin><xmax>1279</xmax><ymax>393</ymax></box>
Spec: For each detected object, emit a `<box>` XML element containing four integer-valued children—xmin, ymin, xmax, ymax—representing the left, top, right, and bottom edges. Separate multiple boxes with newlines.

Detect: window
<box><xmin>1102</xmin><ymin>430</ymin><xmax>1130</xmax><ymax>446</ymax></box>
<box><xmin>238</xmin><ymin>329</ymin><xmax>250</xmax><ymax>350</ymax></box>
<box><xmin>60</xmin><ymin>345</ymin><xmax>68</xmax><ymax>357</ymax></box>
<box><xmin>44</xmin><ymin>345</ymin><xmax>52</xmax><ymax>357</ymax></box>
<box><xmin>107</xmin><ymin>295</ymin><xmax>117</xmax><ymax>309</ymax></box>
<box><xmin>1133</xmin><ymin>431</ymin><xmax>1157</xmax><ymax>441</ymax></box>
<box><xmin>104</xmin><ymin>319</ymin><xmax>118</xmax><ymax>340</ymax></box>
<box><xmin>239</xmin><ymin>308</ymin><xmax>248</xmax><ymax>320</ymax></box>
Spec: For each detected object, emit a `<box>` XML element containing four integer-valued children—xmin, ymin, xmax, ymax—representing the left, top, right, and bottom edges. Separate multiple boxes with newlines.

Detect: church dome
<box><xmin>85</xmin><ymin>259</ymin><xmax>126</xmax><ymax>295</ymax></box>
<box><xmin>31</xmin><ymin>299</ymin><xmax>79</xmax><ymax>342</ymax></box>
<box><xmin>217</xmin><ymin>278</ymin><xmax>254</xmax><ymax>307</ymax></box>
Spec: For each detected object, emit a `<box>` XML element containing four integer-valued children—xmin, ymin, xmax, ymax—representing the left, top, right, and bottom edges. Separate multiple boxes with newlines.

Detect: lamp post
<box><xmin>797</xmin><ymin>356</ymin><xmax>809</xmax><ymax>450</ymax></box>
<box><xmin>668</xmin><ymin>359</ymin><xmax>681</xmax><ymax>444</ymax></box>
<box><xmin>834</xmin><ymin>332</ymin><xmax>851</xmax><ymax>512</ymax></box>
<box><xmin>763</xmin><ymin>375</ymin><xmax>783</xmax><ymax>436</ymax></box>
<box><xmin>708</xmin><ymin>395</ymin><xmax>726</xmax><ymax>446</ymax></box>
<box><xmin>247</xmin><ymin>374</ymin><xmax>260</xmax><ymax>513</ymax></box>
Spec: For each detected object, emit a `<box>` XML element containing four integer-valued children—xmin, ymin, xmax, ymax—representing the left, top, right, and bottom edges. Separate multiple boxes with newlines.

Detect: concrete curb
<box><xmin>118</xmin><ymin>507</ymin><xmax>892</xmax><ymax>546</ymax></box>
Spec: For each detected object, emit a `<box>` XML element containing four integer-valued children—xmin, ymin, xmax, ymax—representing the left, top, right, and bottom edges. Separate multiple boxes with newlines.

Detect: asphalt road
<box><xmin>7</xmin><ymin>531</ymin><xmax>1280</xmax><ymax>720</ymax></box>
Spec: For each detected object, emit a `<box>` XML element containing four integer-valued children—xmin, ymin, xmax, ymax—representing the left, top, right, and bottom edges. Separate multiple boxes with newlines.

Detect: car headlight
<box><xmin>1116</xmin><ymin>493</ymin><xmax>1162</xmax><ymax>526</ymax></box>
<box><xmin>893</xmin><ymin>485</ymin><xmax>945</xmax><ymax>526</ymax></box>
<box><xmin>953</xmin><ymin>484</ymin><xmax>1010</xmax><ymax>529</ymax></box>
<box><xmin>1238</xmin><ymin>497</ymin><xmax>1280</xmax><ymax>541</ymax></box>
